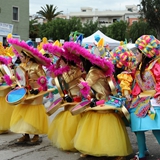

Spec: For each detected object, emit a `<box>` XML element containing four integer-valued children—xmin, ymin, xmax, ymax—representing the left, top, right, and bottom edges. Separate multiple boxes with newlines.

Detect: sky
<box><xmin>29</xmin><ymin>0</ymin><xmax>141</xmax><ymax>15</ymax></box>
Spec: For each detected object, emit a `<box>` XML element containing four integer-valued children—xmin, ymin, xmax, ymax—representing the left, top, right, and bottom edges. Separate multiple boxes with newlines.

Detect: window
<box><xmin>128</xmin><ymin>8</ymin><xmax>133</xmax><ymax>12</ymax></box>
<box><xmin>113</xmin><ymin>19</ymin><xmax>117</xmax><ymax>22</ymax></box>
<box><xmin>13</xmin><ymin>6</ymin><xmax>19</xmax><ymax>21</ymax></box>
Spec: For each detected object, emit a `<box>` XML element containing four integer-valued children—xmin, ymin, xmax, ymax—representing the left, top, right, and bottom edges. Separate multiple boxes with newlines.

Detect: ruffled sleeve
<box><xmin>117</xmin><ymin>73</ymin><xmax>133</xmax><ymax>96</ymax></box>
<box><xmin>86</xmin><ymin>68</ymin><xmax>102</xmax><ymax>87</ymax></box>
<box><xmin>152</xmin><ymin>62</ymin><xmax>160</xmax><ymax>97</ymax></box>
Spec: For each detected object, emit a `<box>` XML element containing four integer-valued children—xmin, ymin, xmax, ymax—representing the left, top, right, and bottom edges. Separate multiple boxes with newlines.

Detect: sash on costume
<box><xmin>131</xmin><ymin>96</ymin><xmax>156</xmax><ymax>120</ymax></box>
<box><xmin>133</xmin><ymin>58</ymin><xmax>160</xmax><ymax>120</ymax></box>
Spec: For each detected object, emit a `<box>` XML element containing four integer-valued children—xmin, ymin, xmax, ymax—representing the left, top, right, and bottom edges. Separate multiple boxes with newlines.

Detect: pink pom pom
<box><xmin>3</xmin><ymin>75</ymin><xmax>12</xmax><ymax>85</ymax></box>
<box><xmin>146</xmin><ymin>38</ymin><xmax>151</xmax><ymax>44</ymax></box>
<box><xmin>79</xmin><ymin>81</ymin><xmax>91</xmax><ymax>98</ymax></box>
<box><xmin>37</xmin><ymin>76</ymin><xmax>47</xmax><ymax>91</ymax></box>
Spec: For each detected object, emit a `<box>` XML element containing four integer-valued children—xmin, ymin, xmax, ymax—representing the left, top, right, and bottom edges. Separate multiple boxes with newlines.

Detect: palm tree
<box><xmin>37</xmin><ymin>4</ymin><xmax>63</xmax><ymax>22</ymax></box>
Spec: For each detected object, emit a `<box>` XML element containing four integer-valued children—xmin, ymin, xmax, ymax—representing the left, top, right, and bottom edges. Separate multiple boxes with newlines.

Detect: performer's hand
<box><xmin>78</xmin><ymin>83</ymin><xmax>84</xmax><ymax>89</ymax></box>
<box><xmin>125</xmin><ymin>95</ymin><xmax>131</xmax><ymax>101</ymax></box>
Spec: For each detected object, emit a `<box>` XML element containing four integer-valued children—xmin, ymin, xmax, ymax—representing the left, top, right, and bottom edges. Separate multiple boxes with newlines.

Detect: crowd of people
<box><xmin>0</xmin><ymin>33</ymin><xmax>160</xmax><ymax>160</ymax></box>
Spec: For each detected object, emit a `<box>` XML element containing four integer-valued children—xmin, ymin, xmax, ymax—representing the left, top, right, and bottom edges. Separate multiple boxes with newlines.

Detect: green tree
<box><xmin>40</xmin><ymin>18</ymin><xmax>68</xmax><ymax>40</ymax></box>
<box><xmin>98</xmin><ymin>25</ymin><xmax>108</xmax><ymax>35</ymax></box>
<box><xmin>129</xmin><ymin>20</ymin><xmax>156</xmax><ymax>42</ymax></box>
<box><xmin>37</xmin><ymin>4</ymin><xmax>63</xmax><ymax>21</ymax></box>
<box><xmin>82</xmin><ymin>20</ymin><xmax>99</xmax><ymax>37</ymax></box>
<box><xmin>29</xmin><ymin>19</ymin><xmax>40</xmax><ymax>40</ymax></box>
<box><xmin>39</xmin><ymin>17</ymin><xmax>83</xmax><ymax>41</ymax></box>
<box><xmin>106</xmin><ymin>20</ymin><xmax>128</xmax><ymax>41</ymax></box>
<box><xmin>140</xmin><ymin>0</ymin><xmax>160</xmax><ymax>39</ymax></box>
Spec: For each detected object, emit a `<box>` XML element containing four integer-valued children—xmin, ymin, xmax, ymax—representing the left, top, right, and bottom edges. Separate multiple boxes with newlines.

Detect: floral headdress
<box><xmin>135</xmin><ymin>35</ymin><xmax>160</xmax><ymax>58</ymax></box>
<box><xmin>7</xmin><ymin>37</ymin><xmax>52</xmax><ymax>67</ymax></box>
<box><xmin>110</xmin><ymin>45</ymin><xmax>136</xmax><ymax>70</ymax></box>
<box><xmin>43</xmin><ymin>42</ymin><xmax>81</xmax><ymax>76</ymax></box>
<box><xmin>63</xmin><ymin>41</ymin><xmax>114</xmax><ymax>76</ymax></box>
<box><xmin>43</xmin><ymin>43</ymin><xmax>81</xmax><ymax>65</ymax></box>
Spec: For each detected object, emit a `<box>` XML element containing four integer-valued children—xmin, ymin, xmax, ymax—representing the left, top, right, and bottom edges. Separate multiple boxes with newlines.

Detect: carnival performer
<box><xmin>129</xmin><ymin>35</ymin><xmax>160</xmax><ymax>160</ymax></box>
<box><xmin>109</xmin><ymin>45</ymin><xmax>137</xmax><ymax>103</ymax></box>
<box><xmin>43</xmin><ymin>43</ymin><xmax>83</xmax><ymax>151</ymax></box>
<box><xmin>63</xmin><ymin>41</ymin><xmax>133</xmax><ymax>160</ymax></box>
<box><xmin>0</xmin><ymin>55</ymin><xmax>15</xmax><ymax>134</ymax></box>
<box><xmin>39</xmin><ymin>48</ymin><xmax>58</xmax><ymax>106</ymax></box>
<box><xmin>6</xmin><ymin>37</ymin><xmax>52</xmax><ymax>145</ymax></box>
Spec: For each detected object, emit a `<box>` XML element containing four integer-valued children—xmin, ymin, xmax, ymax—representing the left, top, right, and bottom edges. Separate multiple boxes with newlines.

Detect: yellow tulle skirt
<box><xmin>48</xmin><ymin>110</ymin><xmax>81</xmax><ymax>151</ymax></box>
<box><xmin>10</xmin><ymin>103</ymin><xmax>49</xmax><ymax>134</ymax></box>
<box><xmin>0</xmin><ymin>97</ymin><xmax>15</xmax><ymax>133</ymax></box>
<box><xmin>74</xmin><ymin>111</ymin><xmax>132</xmax><ymax>157</ymax></box>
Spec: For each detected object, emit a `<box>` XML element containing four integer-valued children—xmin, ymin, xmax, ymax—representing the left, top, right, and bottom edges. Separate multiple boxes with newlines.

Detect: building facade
<box><xmin>29</xmin><ymin>4</ymin><xmax>141</xmax><ymax>28</ymax></box>
<box><xmin>69</xmin><ymin>5</ymin><xmax>140</xmax><ymax>27</ymax></box>
<box><xmin>0</xmin><ymin>0</ymin><xmax>29</xmax><ymax>45</ymax></box>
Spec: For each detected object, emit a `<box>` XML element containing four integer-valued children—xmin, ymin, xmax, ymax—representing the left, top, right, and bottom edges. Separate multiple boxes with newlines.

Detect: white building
<box><xmin>29</xmin><ymin>5</ymin><xmax>141</xmax><ymax>26</ymax></box>
<box><xmin>69</xmin><ymin>5</ymin><xmax>141</xmax><ymax>26</ymax></box>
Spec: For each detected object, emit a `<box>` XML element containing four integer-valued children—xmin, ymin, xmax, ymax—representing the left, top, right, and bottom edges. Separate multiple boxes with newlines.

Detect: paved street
<box><xmin>0</xmin><ymin>97</ymin><xmax>160</xmax><ymax>160</ymax></box>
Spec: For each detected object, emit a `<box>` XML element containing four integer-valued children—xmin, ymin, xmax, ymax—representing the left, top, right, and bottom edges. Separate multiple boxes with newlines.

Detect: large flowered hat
<box><xmin>135</xmin><ymin>35</ymin><xmax>160</xmax><ymax>58</ymax></box>
<box><xmin>43</xmin><ymin>41</ymin><xmax>81</xmax><ymax>65</ymax></box>
<box><xmin>43</xmin><ymin>41</ymin><xmax>81</xmax><ymax>77</ymax></box>
<box><xmin>43</xmin><ymin>40</ymin><xmax>63</xmax><ymax>57</ymax></box>
<box><xmin>63</xmin><ymin>41</ymin><xmax>114</xmax><ymax>76</ymax></box>
<box><xmin>40</xmin><ymin>40</ymin><xmax>62</xmax><ymax>58</ymax></box>
<box><xmin>7</xmin><ymin>37</ymin><xmax>52</xmax><ymax>67</ymax></box>
<box><xmin>110</xmin><ymin>45</ymin><xmax>136</xmax><ymax>70</ymax></box>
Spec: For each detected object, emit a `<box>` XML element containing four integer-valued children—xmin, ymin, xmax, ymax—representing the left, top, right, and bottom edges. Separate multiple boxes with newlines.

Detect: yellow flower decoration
<box><xmin>7</xmin><ymin>33</ymin><xmax>12</xmax><ymax>39</ymax></box>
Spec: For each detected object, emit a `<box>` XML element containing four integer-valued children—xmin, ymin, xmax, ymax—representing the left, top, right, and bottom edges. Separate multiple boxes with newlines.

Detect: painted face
<box><xmin>135</xmin><ymin>49</ymin><xmax>142</xmax><ymax>63</ymax></box>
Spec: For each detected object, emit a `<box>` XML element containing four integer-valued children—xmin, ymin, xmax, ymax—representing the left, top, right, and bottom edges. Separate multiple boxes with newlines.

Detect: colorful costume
<box><xmin>44</xmin><ymin>43</ymin><xmax>82</xmax><ymax>151</ymax></box>
<box><xmin>63</xmin><ymin>41</ymin><xmax>132</xmax><ymax>158</ymax></box>
<box><xmin>48</xmin><ymin>65</ymin><xmax>82</xmax><ymax>151</ymax></box>
<box><xmin>7</xmin><ymin>37</ymin><xmax>52</xmax><ymax>145</ymax></box>
<box><xmin>129</xmin><ymin>35</ymin><xmax>160</xmax><ymax>160</ymax></box>
<box><xmin>73</xmin><ymin>67</ymin><xmax>132</xmax><ymax>157</ymax></box>
<box><xmin>10</xmin><ymin>61</ymin><xmax>49</xmax><ymax>135</ymax></box>
<box><xmin>130</xmin><ymin>59</ymin><xmax>160</xmax><ymax>160</ymax></box>
<box><xmin>84</xmin><ymin>66</ymin><xmax>111</xmax><ymax>100</ymax></box>
<box><xmin>0</xmin><ymin>56</ymin><xmax>14</xmax><ymax>133</ymax></box>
